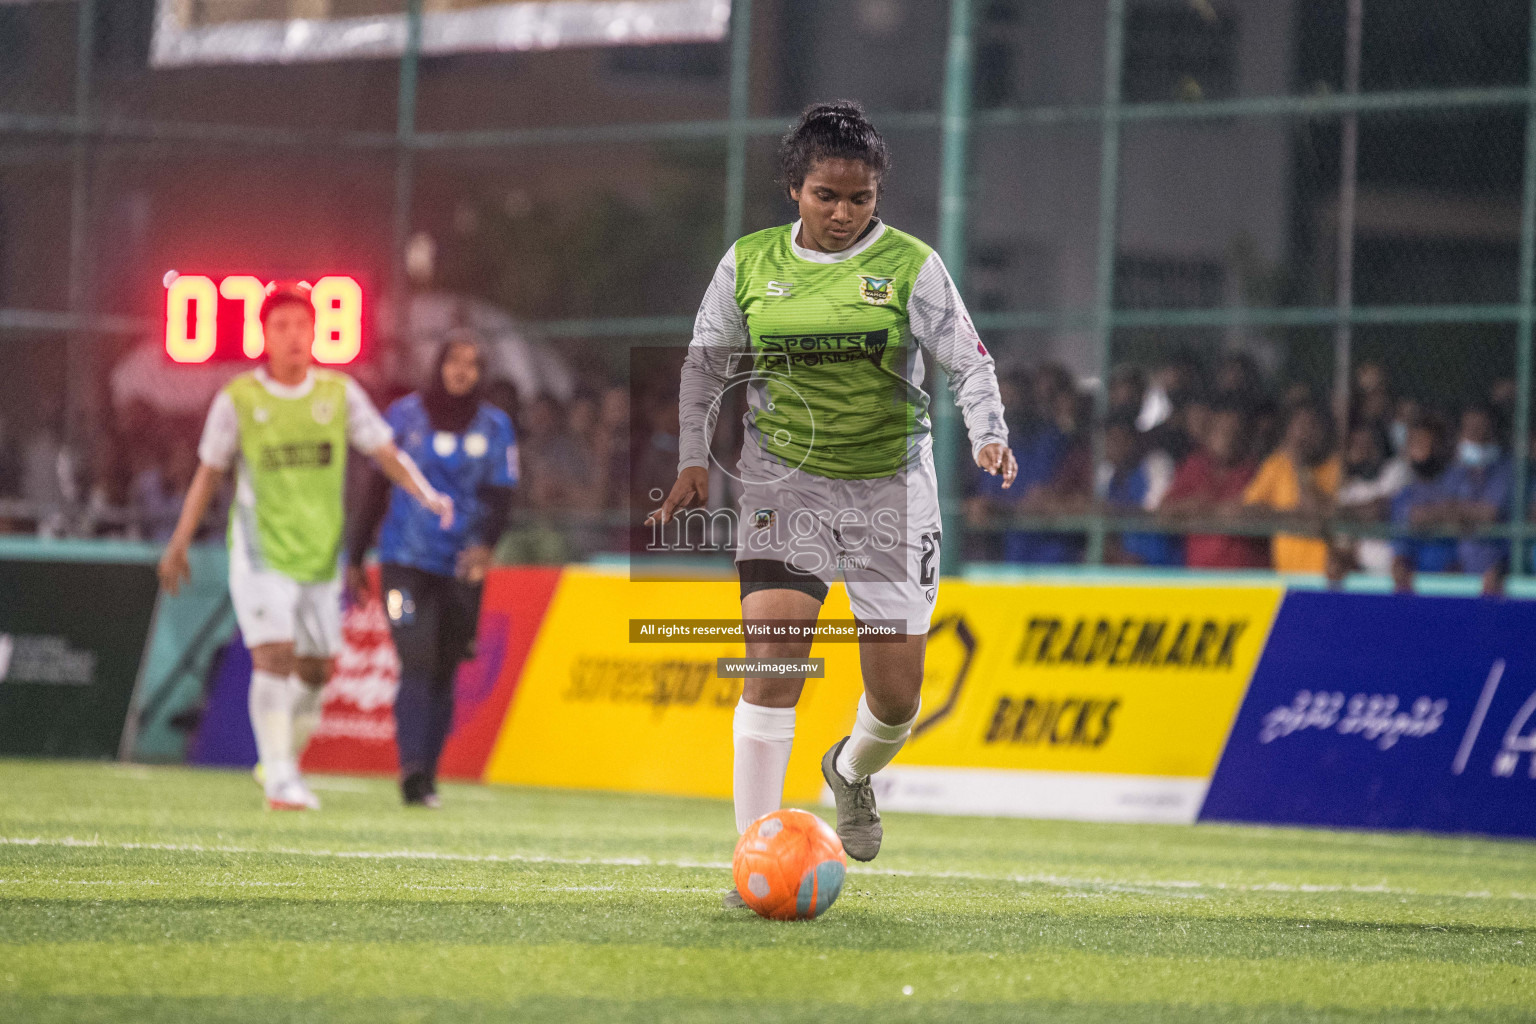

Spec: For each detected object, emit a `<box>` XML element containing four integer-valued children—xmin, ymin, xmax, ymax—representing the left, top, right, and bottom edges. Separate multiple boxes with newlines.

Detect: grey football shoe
<box><xmin>722</xmin><ymin>887</ymin><xmax>748</xmax><ymax>910</ymax></box>
<box><xmin>821</xmin><ymin>737</ymin><xmax>882</xmax><ymax>862</ymax></box>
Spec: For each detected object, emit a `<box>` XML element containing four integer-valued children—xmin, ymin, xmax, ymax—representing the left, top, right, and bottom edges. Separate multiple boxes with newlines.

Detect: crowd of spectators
<box><xmin>2</xmin><ymin>347</ymin><xmax>1532</xmax><ymax>590</ymax></box>
<box><xmin>0</xmin><ymin>375</ymin><xmax>646</xmax><ymax>565</ymax></box>
<box><xmin>967</xmin><ymin>355</ymin><xmax>1533</xmax><ymax>594</ymax></box>
<box><xmin>0</xmin><ymin>402</ymin><xmax>205</xmax><ymax>542</ymax></box>
<box><xmin>490</xmin><ymin>381</ymin><xmax>638</xmax><ymax>563</ymax></box>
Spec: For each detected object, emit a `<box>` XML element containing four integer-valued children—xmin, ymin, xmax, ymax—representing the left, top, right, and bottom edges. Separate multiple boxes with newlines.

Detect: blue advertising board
<box><xmin>186</xmin><ymin>636</ymin><xmax>257</xmax><ymax>769</ymax></box>
<box><xmin>1201</xmin><ymin>591</ymin><xmax>1536</xmax><ymax>838</ymax></box>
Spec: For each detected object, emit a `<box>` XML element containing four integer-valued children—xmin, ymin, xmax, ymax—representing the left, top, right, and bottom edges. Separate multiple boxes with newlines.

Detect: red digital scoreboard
<box><xmin>164</xmin><ymin>272</ymin><xmax>364</xmax><ymax>365</ymax></box>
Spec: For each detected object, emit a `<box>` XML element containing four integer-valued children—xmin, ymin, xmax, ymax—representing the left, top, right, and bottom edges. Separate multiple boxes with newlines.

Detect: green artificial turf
<box><xmin>0</xmin><ymin>759</ymin><xmax>1532</xmax><ymax>1022</ymax></box>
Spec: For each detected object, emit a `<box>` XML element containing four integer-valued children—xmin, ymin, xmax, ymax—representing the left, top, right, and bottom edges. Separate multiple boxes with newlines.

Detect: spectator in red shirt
<box><xmin>1160</xmin><ymin>403</ymin><xmax>1269</xmax><ymax>569</ymax></box>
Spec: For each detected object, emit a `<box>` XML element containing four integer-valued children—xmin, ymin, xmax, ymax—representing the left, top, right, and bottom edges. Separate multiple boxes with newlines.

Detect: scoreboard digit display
<box><xmin>164</xmin><ymin>272</ymin><xmax>364</xmax><ymax>365</ymax></box>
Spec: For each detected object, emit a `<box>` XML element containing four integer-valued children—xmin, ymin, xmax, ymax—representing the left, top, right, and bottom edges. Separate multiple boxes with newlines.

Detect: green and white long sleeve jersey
<box><xmin>679</xmin><ymin>219</ymin><xmax>1008</xmax><ymax>480</ymax></box>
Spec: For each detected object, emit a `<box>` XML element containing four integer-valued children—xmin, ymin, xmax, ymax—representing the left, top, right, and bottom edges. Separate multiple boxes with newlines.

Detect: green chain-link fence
<box><xmin>1</xmin><ymin>0</ymin><xmax>1533</xmax><ymax>578</ymax></box>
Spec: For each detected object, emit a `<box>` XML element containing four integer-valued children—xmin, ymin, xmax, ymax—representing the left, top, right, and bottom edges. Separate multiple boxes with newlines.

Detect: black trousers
<box><xmin>381</xmin><ymin>563</ymin><xmax>483</xmax><ymax>779</ymax></box>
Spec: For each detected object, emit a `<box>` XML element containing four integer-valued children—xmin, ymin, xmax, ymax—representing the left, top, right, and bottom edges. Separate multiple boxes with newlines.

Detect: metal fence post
<box><xmin>1332</xmin><ymin>0</ymin><xmax>1363</xmax><ymax>435</ymax></box>
<box><xmin>936</xmin><ymin>0</ymin><xmax>975</xmax><ymax>570</ymax></box>
<box><xmin>390</xmin><ymin>0</ymin><xmax>424</xmax><ymax>347</ymax></box>
<box><xmin>722</xmin><ymin>0</ymin><xmax>753</xmax><ymax>252</ymax></box>
<box><xmin>1087</xmin><ymin>0</ymin><xmax>1127</xmax><ymax>566</ymax></box>
<box><xmin>65</xmin><ymin>0</ymin><xmax>97</xmax><ymax>452</ymax></box>
<box><xmin>1510</xmin><ymin>0</ymin><xmax>1536</xmax><ymax>578</ymax></box>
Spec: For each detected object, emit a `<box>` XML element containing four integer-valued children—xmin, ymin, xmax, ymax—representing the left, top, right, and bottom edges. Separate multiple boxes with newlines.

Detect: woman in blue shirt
<box><xmin>348</xmin><ymin>334</ymin><xmax>518</xmax><ymax>806</ymax></box>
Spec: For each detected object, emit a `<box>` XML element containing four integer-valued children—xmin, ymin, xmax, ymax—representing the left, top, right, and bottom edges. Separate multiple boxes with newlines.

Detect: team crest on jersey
<box><xmin>253</xmin><ymin>407</ymin><xmax>270</xmax><ymax>424</ymax></box>
<box><xmin>464</xmin><ymin>432</ymin><xmax>488</xmax><ymax>458</ymax></box>
<box><xmin>311</xmin><ymin>397</ymin><xmax>336</xmax><ymax>425</ymax></box>
<box><xmin>858</xmin><ymin>275</ymin><xmax>895</xmax><ymax>305</ymax></box>
<box><xmin>752</xmin><ymin>508</ymin><xmax>775</xmax><ymax>529</ymax></box>
<box><xmin>433</xmin><ymin>431</ymin><xmax>457</xmax><ymax>457</ymax></box>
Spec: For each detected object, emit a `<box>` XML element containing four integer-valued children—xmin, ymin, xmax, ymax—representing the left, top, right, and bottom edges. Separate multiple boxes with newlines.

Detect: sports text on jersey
<box><xmin>755</xmin><ymin>330</ymin><xmax>890</xmax><ymax>370</ymax></box>
<box><xmin>258</xmin><ymin>441</ymin><xmax>334</xmax><ymax>471</ymax></box>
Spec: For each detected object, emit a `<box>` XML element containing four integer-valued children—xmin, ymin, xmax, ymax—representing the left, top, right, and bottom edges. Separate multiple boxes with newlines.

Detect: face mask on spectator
<box><xmin>1456</xmin><ymin>439</ymin><xmax>1501</xmax><ymax>469</ymax></box>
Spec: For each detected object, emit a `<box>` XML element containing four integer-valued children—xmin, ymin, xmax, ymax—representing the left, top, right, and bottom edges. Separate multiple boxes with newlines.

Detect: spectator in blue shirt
<box><xmin>1392</xmin><ymin>406</ymin><xmax>1510</xmax><ymax>595</ymax></box>
<box><xmin>968</xmin><ymin>363</ymin><xmax>1083</xmax><ymax>563</ymax></box>
<box><xmin>1391</xmin><ymin>414</ymin><xmax>1455</xmax><ymax>590</ymax></box>
<box><xmin>348</xmin><ymin>334</ymin><xmax>518</xmax><ymax>806</ymax></box>
<box><xmin>1099</xmin><ymin>414</ymin><xmax>1181</xmax><ymax>566</ymax></box>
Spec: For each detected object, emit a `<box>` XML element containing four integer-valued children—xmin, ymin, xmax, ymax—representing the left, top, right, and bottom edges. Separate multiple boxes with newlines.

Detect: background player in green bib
<box><xmin>654</xmin><ymin>102</ymin><xmax>1018</xmax><ymax>907</ymax></box>
<box><xmin>159</xmin><ymin>283</ymin><xmax>452</xmax><ymax>811</ymax></box>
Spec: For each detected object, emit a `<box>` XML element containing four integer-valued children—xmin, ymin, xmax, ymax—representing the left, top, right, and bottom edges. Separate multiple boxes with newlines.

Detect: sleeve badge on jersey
<box><xmin>858</xmin><ymin>276</ymin><xmax>895</xmax><ymax>305</ymax></box>
<box><xmin>962</xmin><ymin>311</ymin><xmax>987</xmax><ymax>355</ymax></box>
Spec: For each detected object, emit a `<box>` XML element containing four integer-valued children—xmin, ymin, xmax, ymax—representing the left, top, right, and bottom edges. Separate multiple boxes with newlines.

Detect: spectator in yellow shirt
<box><xmin>1243</xmin><ymin>403</ymin><xmax>1342</xmax><ymax>573</ymax></box>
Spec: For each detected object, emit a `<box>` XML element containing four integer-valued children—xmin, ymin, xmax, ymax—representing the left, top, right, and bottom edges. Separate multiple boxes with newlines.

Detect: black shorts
<box><xmin>380</xmin><ymin>563</ymin><xmax>484</xmax><ymax>677</ymax></box>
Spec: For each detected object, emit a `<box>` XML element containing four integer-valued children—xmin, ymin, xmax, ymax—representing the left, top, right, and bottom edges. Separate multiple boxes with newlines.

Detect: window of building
<box><xmin>1115</xmin><ymin>254</ymin><xmax>1225</xmax><ymax>308</ymax></box>
<box><xmin>1122</xmin><ymin>0</ymin><xmax>1238</xmax><ymax>103</ymax></box>
<box><xmin>973</xmin><ymin>0</ymin><xmax>1021</xmax><ymax>108</ymax></box>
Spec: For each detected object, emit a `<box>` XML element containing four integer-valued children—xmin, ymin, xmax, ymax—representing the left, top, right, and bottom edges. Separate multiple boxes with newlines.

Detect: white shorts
<box><xmin>228</xmin><ymin>560</ymin><xmax>343</xmax><ymax>658</ymax></box>
<box><xmin>734</xmin><ymin>437</ymin><xmax>942</xmax><ymax>635</ymax></box>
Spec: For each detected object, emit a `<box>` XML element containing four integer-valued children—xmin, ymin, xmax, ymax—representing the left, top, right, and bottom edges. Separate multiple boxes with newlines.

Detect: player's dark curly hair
<box><xmin>779</xmin><ymin>100</ymin><xmax>891</xmax><ymax>199</ymax></box>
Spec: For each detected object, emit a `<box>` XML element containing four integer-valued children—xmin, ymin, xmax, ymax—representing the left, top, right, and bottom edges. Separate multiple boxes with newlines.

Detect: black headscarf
<box><xmin>422</xmin><ymin>335</ymin><xmax>485</xmax><ymax>434</ymax></box>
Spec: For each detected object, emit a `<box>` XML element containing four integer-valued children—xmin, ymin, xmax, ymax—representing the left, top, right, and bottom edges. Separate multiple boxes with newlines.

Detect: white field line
<box><xmin>0</xmin><ymin>877</ymin><xmax>709</xmax><ymax>894</ymax></box>
<box><xmin>0</xmin><ymin>835</ymin><xmax>1530</xmax><ymax>902</ymax></box>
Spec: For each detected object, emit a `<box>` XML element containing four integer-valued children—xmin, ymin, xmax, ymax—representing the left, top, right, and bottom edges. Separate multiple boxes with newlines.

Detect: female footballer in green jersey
<box><xmin>652</xmin><ymin>102</ymin><xmax>1018</xmax><ymax>906</ymax></box>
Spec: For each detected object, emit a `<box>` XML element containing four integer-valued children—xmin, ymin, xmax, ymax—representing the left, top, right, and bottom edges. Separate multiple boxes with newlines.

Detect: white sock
<box><xmin>291</xmin><ymin>677</ymin><xmax>324</xmax><ymax>761</ymax></box>
<box><xmin>835</xmin><ymin>694</ymin><xmax>918</xmax><ymax>785</ymax></box>
<box><xmin>249</xmin><ymin>669</ymin><xmax>297</xmax><ymax>786</ymax></box>
<box><xmin>732</xmin><ymin>699</ymin><xmax>796</xmax><ymax>834</ymax></box>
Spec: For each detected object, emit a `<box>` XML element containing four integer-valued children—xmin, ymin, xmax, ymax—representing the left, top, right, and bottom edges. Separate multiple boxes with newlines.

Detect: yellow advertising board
<box><xmin>908</xmin><ymin>582</ymin><xmax>1283</xmax><ymax>777</ymax></box>
<box><xmin>483</xmin><ymin>570</ymin><xmax>1284</xmax><ymax>820</ymax></box>
<box><xmin>877</xmin><ymin>581</ymin><xmax>1283</xmax><ymax>822</ymax></box>
<box><xmin>482</xmin><ymin>568</ymin><xmax>868</xmax><ymax>802</ymax></box>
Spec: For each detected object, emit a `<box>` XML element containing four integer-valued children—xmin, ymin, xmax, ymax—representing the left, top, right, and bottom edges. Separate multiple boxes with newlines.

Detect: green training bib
<box><xmin>226</xmin><ymin>370</ymin><xmax>350</xmax><ymax>582</ymax></box>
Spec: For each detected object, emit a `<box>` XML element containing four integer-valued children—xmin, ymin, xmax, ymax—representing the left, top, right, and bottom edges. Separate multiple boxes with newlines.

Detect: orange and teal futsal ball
<box><xmin>732</xmin><ymin>808</ymin><xmax>848</xmax><ymax>920</ymax></box>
